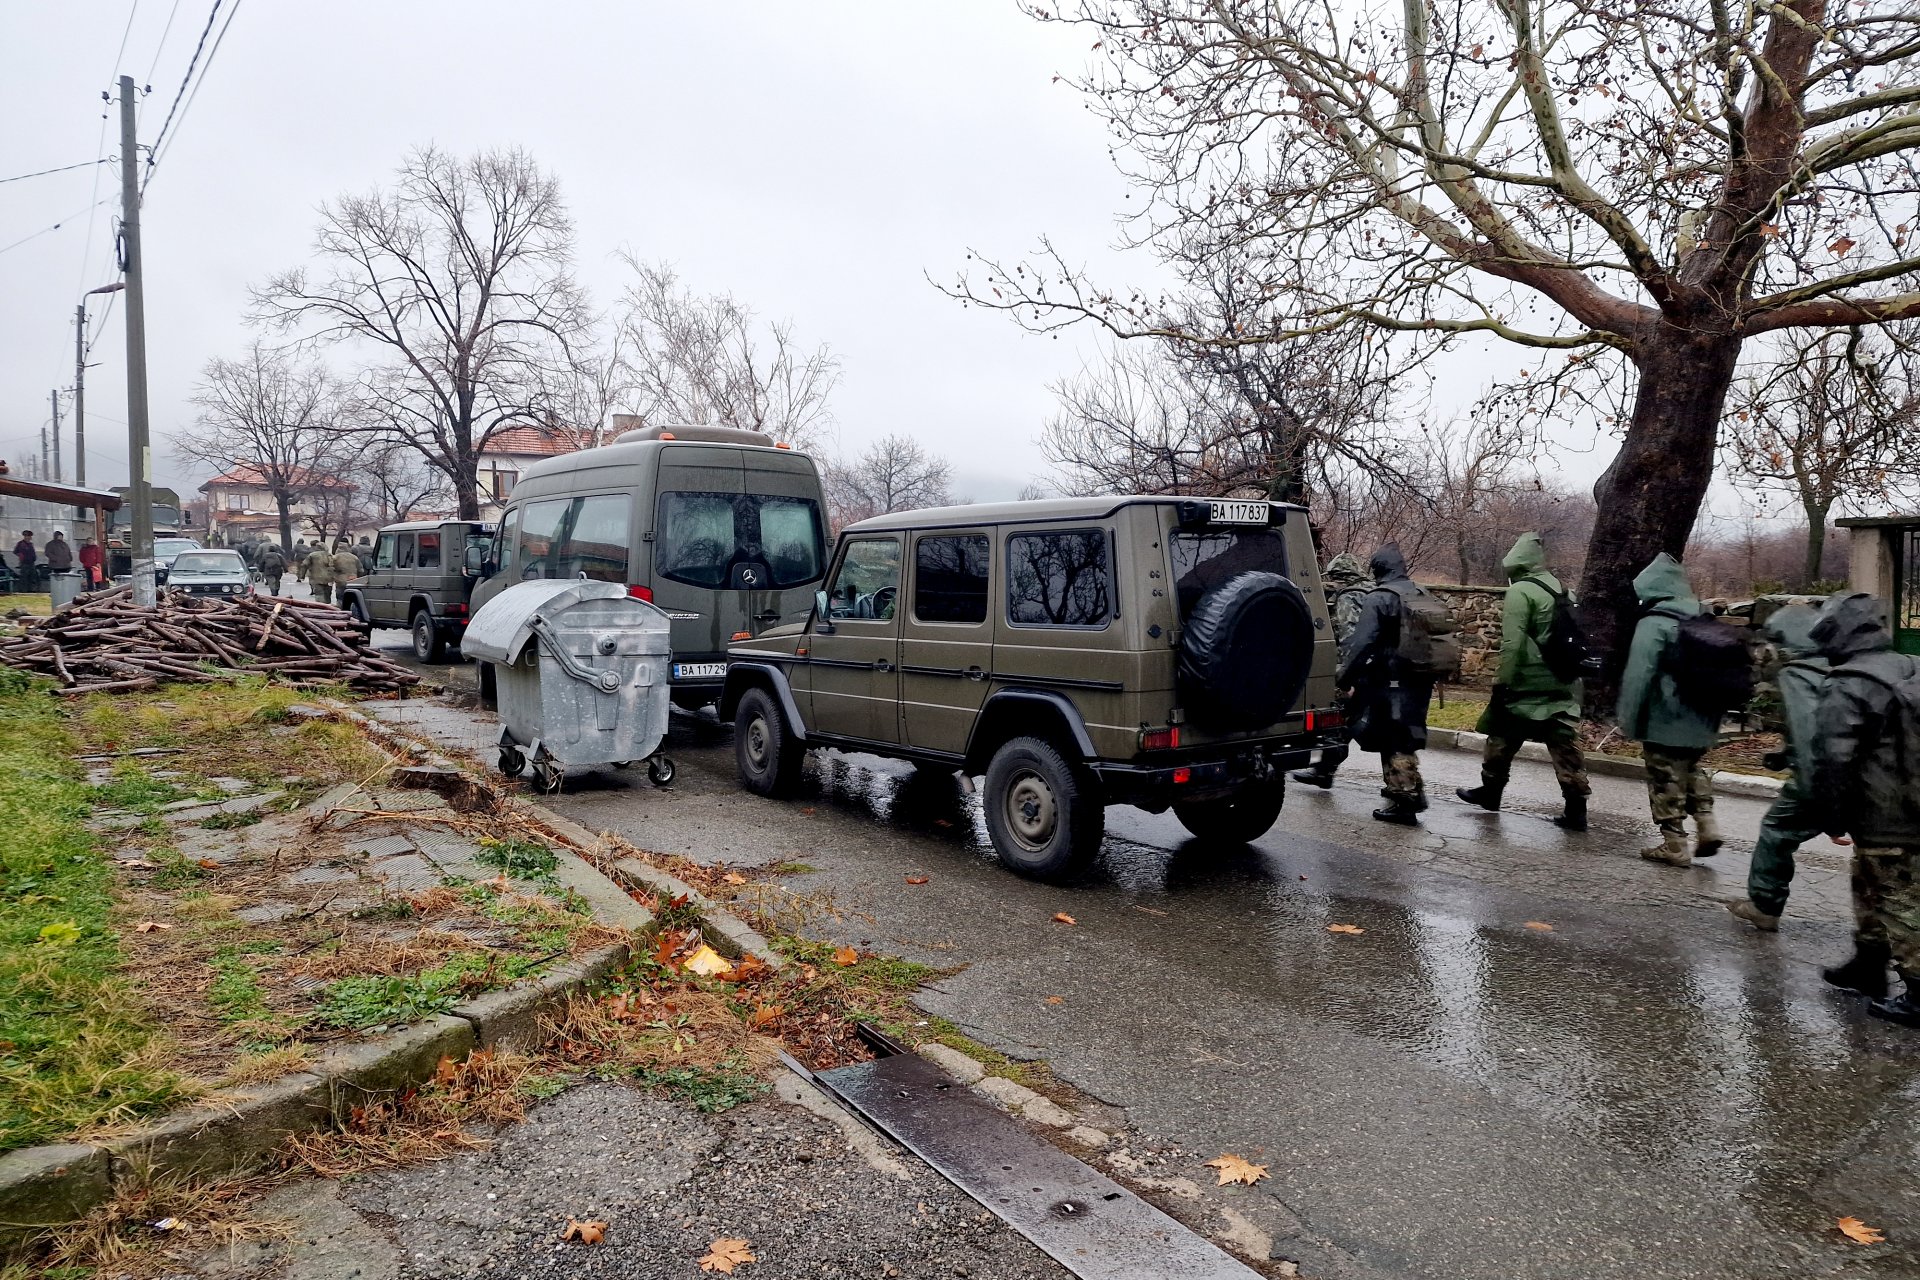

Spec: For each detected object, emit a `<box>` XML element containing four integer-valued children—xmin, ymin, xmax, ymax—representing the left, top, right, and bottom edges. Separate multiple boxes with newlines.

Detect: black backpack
<box><xmin>1656</xmin><ymin>608</ymin><xmax>1755</xmax><ymax>714</ymax></box>
<box><xmin>1535</xmin><ymin>583</ymin><xmax>1591</xmax><ymax>683</ymax></box>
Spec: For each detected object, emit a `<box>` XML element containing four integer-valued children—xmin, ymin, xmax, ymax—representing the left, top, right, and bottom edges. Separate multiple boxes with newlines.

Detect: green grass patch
<box><xmin>0</xmin><ymin>681</ymin><xmax>184</xmax><ymax>1152</ymax></box>
<box><xmin>636</xmin><ymin>1057</ymin><xmax>767</xmax><ymax>1113</ymax></box>
<box><xmin>1427</xmin><ymin>695</ymin><xmax>1489</xmax><ymax>732</ymax></box>
<box><xmin>197</xmin><ymin>809</ymin><xmax>261</xmax><ymax>830</ymax></box>
<box><xmin>88</xmin><ymin>763</ymin><xmax>189</xmax><ymax>814</ymax></box>
<box><xmin>312</xmin><ymin>951</ymin><xmax>548</xmax><ymax>1031</ymax></box>
<box><xmin>774</xmin><ymin>936</ymin><xmax>940</xmax><ymax>991</ymax></box>
<box><xmin>475</xmin><ymin>837</ymin><xmax>559</xmax><ymax>883</ymax></box>
<box><xmin>769</xmin><ymin>861</ymin><xmax>817</xmax><ymax>876</ymax></box>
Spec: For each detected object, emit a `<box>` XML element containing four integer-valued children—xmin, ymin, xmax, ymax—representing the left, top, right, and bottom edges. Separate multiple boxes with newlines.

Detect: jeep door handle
<box><xmin>873</xmin><ymin>660</ymin><xmax>894</xmax><ymax>672</ymax></box>
<box><xmin>754</xmin><ymin>610</ymin><xmax>781</xmax><ymax>622</ymax></box>
<box><xmin>964</xmin><ymin>666</ymin><xmax>986</xmax><ymax>681</ymax></box>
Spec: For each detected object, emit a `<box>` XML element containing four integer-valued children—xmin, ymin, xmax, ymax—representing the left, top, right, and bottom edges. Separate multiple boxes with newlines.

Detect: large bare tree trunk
<box><xmin>275</xmin><ymin>493</ymin><xmax>295</xmax><ymax>552</ymax></box>
<box><xmin>1576</xmin><ymin>326</ymin><xmax>1743</xmax><ymax>703</ymax></box>
<box><xmin>1801</xmin><ymin>502</ymin><xmax>1832</xmax><ymax>589</ymax></box>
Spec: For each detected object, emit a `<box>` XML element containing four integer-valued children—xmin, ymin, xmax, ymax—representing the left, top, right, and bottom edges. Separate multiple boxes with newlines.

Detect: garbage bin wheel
<box><xmin>647</xmin><ymin>755</ymin><xmax>676</xmax><ymax>786</ymax></box>
<box><xmin>497</xmin><ymin>745</ymin><xmax>525</xmax><ymax>777</ymax></box>
<box><xmin>532</xmin><ymin>758</ymin><xmax>564</xmax><ymax>792</ymax></box>
<box><xmin>735</xmin><ymin>687</ymin><xmax>803</xmax><ymax>797</ymax></box>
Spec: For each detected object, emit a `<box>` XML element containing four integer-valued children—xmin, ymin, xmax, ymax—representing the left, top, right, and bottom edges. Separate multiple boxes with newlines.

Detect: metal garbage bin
<box><xmin>462</xmin><ymin>579</ymin><xmax>675</xmax><ymax>791</ymax></box>
<box><xmin>48</xmin><ymin>571</ymin><xmax>85</xmax><ymax>611</ymax></box>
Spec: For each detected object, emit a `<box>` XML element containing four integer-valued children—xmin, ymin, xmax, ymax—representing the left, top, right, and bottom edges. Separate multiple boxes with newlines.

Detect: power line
<box><xmin>0</xmin><ymin>199</ymin><xmax>112</xmax><ymax>258</ymax></box>
<box><xmin>144</xmin><ymin>0</ymin><xmax>222</xmax><ymax>182</ymax></box>
<box><xmin>144</xmin><ymin>0</ymin><xmax>186</xmax><ymax>84</ymax></box>
<box><xmin>0</xmin><ymin>159</ymin><xmax>109</xmax><ymax>185</ymax></box>
<box><xmin>145</xmin><ymin>0</ymin><xmax>243</xmax><ymax>186</ymax></box>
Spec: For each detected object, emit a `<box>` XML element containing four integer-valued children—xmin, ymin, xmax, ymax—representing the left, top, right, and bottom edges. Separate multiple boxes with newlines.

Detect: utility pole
<box><xmin>50</xmin><ymin>389</ymin><xmax>62</xmax><ymax>483</ymax></box>
<box><xmin>119</xmin><ymin>75</ymin><xmax>155</xmax><ymax>605</ymax></box>
<box><xmin>40</xmin><ymin>422</ymin><xmax>50</xmax><ymax>480</ymax></box>
<box><xmin>73</xmin><ymin>305</ymin><xmax>87</xmax><ymax>486</ymax></box>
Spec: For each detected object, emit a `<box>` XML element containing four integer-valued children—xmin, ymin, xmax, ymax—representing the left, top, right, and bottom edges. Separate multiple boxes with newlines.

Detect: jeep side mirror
<box><xmin>464</xmin><ymin>544</ymin><xmax>486</xmax><ymax>574</ymax></box>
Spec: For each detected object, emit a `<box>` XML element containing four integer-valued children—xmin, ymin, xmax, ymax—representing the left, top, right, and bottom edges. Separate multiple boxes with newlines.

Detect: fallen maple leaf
<box><xmin>721</xmin><ymin>872</ymin><xmax>747</xmax><ymax>886</ymax></box>
<box><xmin>747</xmin><ymin>1002</ymin><xmax>785</xmax><ymax>1028</ymax></box>
<box><xmin>195</xmin><ymin>858</ymin><xmax>220</xmax><ymax>870</ymax></box>
<box><xmin>685</xmin><ymin>945</ymin><xmax>734</xmax><ymax>978</ymax></box>
<box><xmin>699</xmin><ymin>1237</ymin><xmax>756</xmax><ymax>1272</ymax></box>
<box><xmin>905</xmin><ymin>875</ymin><xmax>929</xmax><ymax>885</ymax></box>
<box><xmin>1206</xmin><ymin>1154</ymin><xmax>1270</xmax><ymax>1186</ymax></box>
<box><xmin>134</xmin><ymin>920</ymin><xmax>173</xmax><ymax>933</ymax></box>
<box><xmin>831</xmin><ymin>945</ymin><xmax>859</xmax><ymax>966</ymax></box>
<box><xmin>1523</xmin><ymin>921</ymin><xmax>1554</xmax><ymax>932</ymax></box>
<box><xmin>1326</xmin><ymin>923</ymin><xmax>1365</xmax><ymax>935</ymax></box>
<box><xmin>1052</xmin><ymin>912</ymin><xmax>1077</xmax><ymax>926</ymax></box>
<box><xmin>1045</xmin><ymin>995</ymin><xmax>1064</xmax><ymax>1005</ymax></box>
<box><xmin>1838</xmin><ymin>1216</ymin><xmax>1885</xmax><ymax>1244</ymax></box>
<box><xmin>562</xmin><ymin>1217</ymin><xmax>608</xmax><ymax>1245</ymax></box>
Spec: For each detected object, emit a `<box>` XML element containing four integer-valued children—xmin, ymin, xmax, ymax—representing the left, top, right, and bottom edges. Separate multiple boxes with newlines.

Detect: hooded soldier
<box><xmin>1618</xmin><ymin>553</ymin><xmax>1721</xmax><ymax>867</ymax></box>
<box><xmin>1292</xmin><ymin>552</ymin><xmax>1373</xmax><ymax>790</ymax></box>
<box><xmin>304</xmin><ymin>539</ymin><xmax>337</xmax><ymax>602</ymax></box>
<box><xmin>1809</xmin><ymin>591</ymin><xmax>1920</xmax><ymax>1027</ymax></box>
<box><xmin>1336</xmin><ymin>543</ymin><xmax>1434</xmax><ymax>824</ymax></box>
<box><xmin>1456</xmin><ymin>532</ymin><xmax>1590</xmax><ymax>831</ymax></box>
<box><xmin>255</xmin><ymin>541</ymin><xmax>288</xmax><ymax>594</ymax></box>
<box><xmin>1727</xmin><ymin>604</ymin><xmax>1832</xmax><ymax>931</ymax></box>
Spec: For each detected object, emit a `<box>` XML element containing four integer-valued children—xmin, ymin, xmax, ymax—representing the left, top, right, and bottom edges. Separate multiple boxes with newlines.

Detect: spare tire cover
<box><xmin>1177</xmin><ymin>570</ymin><xmax>1314</xmax><ymax>732</ymax></box>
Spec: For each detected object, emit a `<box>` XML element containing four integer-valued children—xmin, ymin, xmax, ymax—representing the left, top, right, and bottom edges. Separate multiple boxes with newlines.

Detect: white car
<box><xmin>165</xmin><ymin>549</ymin><xmax>252</xmax><ymax>597</ymax></box>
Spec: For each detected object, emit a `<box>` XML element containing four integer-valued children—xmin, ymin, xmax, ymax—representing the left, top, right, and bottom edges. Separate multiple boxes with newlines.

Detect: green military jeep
<box><xmin>720</xmin><ymin>496</ymin><xmax>1345</xmax><ymax>878</ymax></box>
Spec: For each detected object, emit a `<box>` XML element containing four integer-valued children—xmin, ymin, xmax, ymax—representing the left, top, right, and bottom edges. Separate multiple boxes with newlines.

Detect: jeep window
<box><xmin>396</xmin><ymin>535</ymin><xmax>417</xmax><ymax>570</ymax></box>
<box><xmin>554</xmin><ymin>494</ymin><xmax>630</xmax><ymax>583</ymax></box>
<box><xmin>914</xmin><ymin>534</ymin><xmax>989</xmax><ymax>624</ymax></box>
<box><xmin>824</xmin><ymin>538</ymin><xmax>902</xmax><ymax>621</ymax></box>
<box><xmin>655</xmin><ymin>492</ymin><xmax>825</xmax><ymax>589</ymax></box>
<box><xmin>1171</xmin><ymin>528</ymin><xmax>1288</xmax><ymax>617</ymax></box>
<box><xmin>1007</xmin><ymin>530</ymin><xmax>1113</xmax><ymax>627</ymax></box>
<box><xmin>514</xmin><ymin>499</ymin><xmax>570</xmax><ymax>581</ymax></box>
<box><xmin>374</xmin><ymin>532</ymin><xmax>397</xmax><ymax>570</ymax></box>
<box><xmin>417</xmin><ymin>530</ymin><xmax>442</xmax><ymax>570</ymax></box>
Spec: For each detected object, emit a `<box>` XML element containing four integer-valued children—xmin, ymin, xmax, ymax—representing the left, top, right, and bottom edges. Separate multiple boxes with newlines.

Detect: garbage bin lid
<box><xmin>463</xmin><ymin>579</ymin><xmax>648</xmax><ymax>665</ymax></box>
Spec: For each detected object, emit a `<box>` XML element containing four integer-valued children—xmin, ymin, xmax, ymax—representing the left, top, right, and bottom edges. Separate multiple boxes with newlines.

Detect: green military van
<box><xmin>472</xmin><ymin>423</ymin><xmax>829</xmax><ymax>708</ymax></box>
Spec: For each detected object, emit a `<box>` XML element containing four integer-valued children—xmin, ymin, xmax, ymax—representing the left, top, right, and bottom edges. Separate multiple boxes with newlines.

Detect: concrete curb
<box><xmin>1426</xmin><ymin>727</ymin><xmax>1786</xmax><ymax>800</ymax></box>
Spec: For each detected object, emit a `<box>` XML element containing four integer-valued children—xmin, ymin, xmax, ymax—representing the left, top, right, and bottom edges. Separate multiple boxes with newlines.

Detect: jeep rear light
<box><xmin>1139</xmin><ymin>726</ymin><xmax>1180</xmax><ymax>752</ymax></box>
<box><xmin>449</xmin><ymin>602</ymin><xmax>468</xmax><ymax>617</ymax></box>
<box><xmin>628</xmin><ymin>584</ymin><xmax>654</xmax><ymax>603</ymax></box>
<box><xmin>1172</xmin><ymin>767</ymin><xmax>1192</xmax><ymax>784</ymax></box>
<box><xmin>1305</xmin><ymin>708</ymin><xmax>1344</xmax><ymax>732</ymax></box>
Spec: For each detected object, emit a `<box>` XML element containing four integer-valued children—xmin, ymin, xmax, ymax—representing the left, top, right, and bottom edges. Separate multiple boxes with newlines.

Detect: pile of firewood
<box><xmin>0</xmin><ymin>586</ymin><xmax>421</xmax><ymax>696</ymax></box>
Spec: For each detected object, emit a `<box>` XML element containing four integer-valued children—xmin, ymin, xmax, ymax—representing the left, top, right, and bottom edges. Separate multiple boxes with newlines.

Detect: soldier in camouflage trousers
<box><xmin>1292</xmin><ymin>553</ymin><xmax>1372</xmax><ymax>789</ymax></box>
<box><xmin>1808</xmin><ymin>592</ymin><xmax>1920</xmax><ymax>1029</ymax></box>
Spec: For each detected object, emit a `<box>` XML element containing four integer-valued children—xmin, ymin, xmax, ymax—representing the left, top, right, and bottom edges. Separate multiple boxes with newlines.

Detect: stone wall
<box><xmin>1427</xmin><ymin>585</ymin><xmax>1506</xmax><ymax>683</ymax></box>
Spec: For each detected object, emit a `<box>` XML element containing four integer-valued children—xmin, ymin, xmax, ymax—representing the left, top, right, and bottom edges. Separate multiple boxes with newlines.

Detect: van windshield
<box><xmin>655</xmin><ymin>492</ymin><xmax>825</xmax><ymax>590</ymax></box>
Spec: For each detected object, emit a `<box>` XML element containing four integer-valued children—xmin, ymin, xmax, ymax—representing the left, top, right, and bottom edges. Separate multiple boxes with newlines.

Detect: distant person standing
<box><xmin>1618</xmin><ymin>553</ymin><xmax>1746</xmax><ymax>868</ymax></box>
<box><xmin>329</xmin><ymin>540</ymin><xmax>362</xmax><ymax>592</ymax></box>
<box><xmin>44</xmin><ymin>530</ymin><xmax>74</xmax><ymax>576</ymax></box>
<box><xmin>1337</xmin><ymin>544</ymin><xmax>1458</xmax><ymax>826</ymax></box>
<box><xmin>77</xmin><ymin>537</ymin><xmax>103</xmax><ymax>587</ymax></box>
<box><xmin>355</xmin><ymin>535</ymin><xmax>376</xmax><ymax>575</ymax></box>
<box><xmin>1727</xmin><ymin>604</ymin><xmax>1833</xmax><ymax>931</ymax></box>
<box><xmin>12</xmin><ymin>531</ymin><xmax>36</xmax><ymax>587</ymax></box>
<box><xmin>304</xmin><ymin>540</ymin><xmax>337</xmax><ymax>604</ymax></box>
<box><xmin>256</xmin><ymin>542</ymin><xmax>287</xmax><ymax>595</ymax></box>
<box><xmin>1292</xmin><ymin>552</ymin><xmax>1373</xmax><ymax>789</ymax></box>
<box><xmin>1809</xmin><ymin>592</ymin><xmax>1920</xmax><ymax>1026</ymax></box>
<box><xmin>1455</xmin><ymin>532</ymin><xmax>1591</xmax><ymax>831</ymax></box>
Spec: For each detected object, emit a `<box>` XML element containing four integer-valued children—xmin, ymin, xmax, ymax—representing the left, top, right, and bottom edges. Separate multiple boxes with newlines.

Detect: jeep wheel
<box><xmin>345</xmin><ymin>594</ymin><xmax>371</xmax><ymax>626</ymax></box>
<box><xmin>735</xmin><ymin>688</ymin><xmax>802</xmax><ymax>797</ymax></box>
<box><xmin>982</xmin><ymin>737</ymin><xmax>1104</xmax><ymax>880</ymax></box>
<box><xmin>1173</xmin><ymin>782</ymin><xmax>1285</xmax><ymax>845</ymax></box>
<box><xmin>412</xmin><ymin>609</ymin><xmax>446</xmax><ymax>663</ymax></box>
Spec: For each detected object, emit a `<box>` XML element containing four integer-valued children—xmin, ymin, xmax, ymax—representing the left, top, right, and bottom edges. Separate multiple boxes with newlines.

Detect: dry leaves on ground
<box><xmin>722</xmin><ymin>872</ymin><xmax>748</xmax><ymax>886</ymax></box>
<box><xmin>1045</xmin><ymin>996</ymin><xmax>1064</xmax><ymax>1005</ymax></box>
<box><xmin>195</xmin><ymin>858</ymin><xmax>220</xmax><ymax>869</ymax></box>
<box><xmin>684</xmin><ymin>945</ymin><xmax>734</xmax><ymax>978</ymax></box>
<box><xmin>1838</xmin><ymin>1217</ymin><xmax>1886</xmax><ymax>1244</ymax></box>
<box><xmin>905</xmin><ymin>875</ymin><xmax>929</xmax><ymax>885</ymax></box>
<box><xmin>133</xmin><ymin>920</ymin><xmax>172</xmax><ymax>933</ymax></box>
<box><xmin>699</xmin><ymin>1236</ymin><xmax>757</xmax><ymax>1272</ymax></box>
<box><xmin>831</xmin><ymin>945</ymin><xmax>860</xmax><ymax>966</ymax></box>
<box><xmin>1052</xmin><ymin>912</ymin><xmax>1077</xmax><ymax>926</ymax></box>
<box><xmin>1524</xmin><ymin>921</ymin><xmax>1555</xmax><ymax>932</ymax></box>
<box><xmin>562</xmin><ymin>1217</ymin><xmax>608</xmax><ymax>1245</ymax></box>
<box><xmin>1206</xmin><ymin>1154</ymin><xmax>1270</xmax><ymax>1186</ymax></box>
<box><xmin>1326</xmin><ymin>924</ymin><xmax>1365</xmax><ymax>936</ymax></box>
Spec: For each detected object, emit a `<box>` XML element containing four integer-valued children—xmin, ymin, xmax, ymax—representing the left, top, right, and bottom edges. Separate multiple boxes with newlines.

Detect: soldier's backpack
<box><xmin>1657</xmin><ymin>608</ymin><xmax>1755</xmax><ymax>714</ymax></box>
<box><xmin>1389</xmin><ymin>581</ymin><xmax>1461</xmax><ymax>681</ymax></box>
<box><xmin>1536</xmin><ymin>584</ymin><xmax>1592</xmax><ymax>683</ymax></box>
<box><xmin>1830</xmin><ymin>657</ymin><xmax>1920</xmax><ymax>829</ymax></box>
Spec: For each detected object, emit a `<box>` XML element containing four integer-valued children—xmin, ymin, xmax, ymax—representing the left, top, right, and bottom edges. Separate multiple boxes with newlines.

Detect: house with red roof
<box><xmin>474</xmin><ymin>423</ymin><xmax>597</xmax><ymax>516</ymax></box>
<box><xmin>198</xmin><ymin>463</ymin><xmax>358</xmax><ymax>545</ymax></box>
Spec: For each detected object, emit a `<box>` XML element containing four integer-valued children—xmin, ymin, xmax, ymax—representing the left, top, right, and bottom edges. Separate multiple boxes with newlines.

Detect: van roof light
<box><xmin>659</xmin><ymin>431</ymin><xmax>676</xmax><ymax>440</ymax></box>
<box><xmin>775</xmin><ymin>441</ymin><xmax>791</xmax><ymax>450</ymax></box>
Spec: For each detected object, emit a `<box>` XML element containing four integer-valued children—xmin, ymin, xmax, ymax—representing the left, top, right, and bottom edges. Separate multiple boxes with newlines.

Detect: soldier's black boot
<box><xmin>1290</xmin><ymin>769</ymin><xmax>1335</xmax><ymax>789</ymax></box>
<box><xmin>1823</xmin><ymin>941</ymin><xmax>1892</xmax><ymax>998</ymax></box>
<box><xmin>1553</xmin><ymin>792</ymin><xmax>1588</xmax><ymax>832</ymax></box>
<box><xmin>1455</xmin><ymin>785</ymin><xmax>1503</xmax><ymax>812</ymax></box>
<box><xmin>1870</xmin><ymin>974</ymin><xmax>1920</xmax><ymax>1028</ymax></box>
<box><xmin>1372</xmin><ymin>800</ymin><xmax>1420</xmax><ymax>826</ymax></box>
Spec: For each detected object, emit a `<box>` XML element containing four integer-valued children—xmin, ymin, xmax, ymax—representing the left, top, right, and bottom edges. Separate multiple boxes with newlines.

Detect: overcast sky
<box><xmin>4</xmin><ymin>1</ymin><xmax>1784</xmax><ymax>532</ymax></box>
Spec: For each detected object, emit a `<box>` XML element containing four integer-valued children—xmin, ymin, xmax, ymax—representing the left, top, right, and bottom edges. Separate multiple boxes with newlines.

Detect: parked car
<box><xmin>152</xmin><ymin>536</ymin><xmax>203</xmax><ymax>585</ymax></box>
<box><xmin>164</xmin><ymin>548</ymin><xmax>251</xmax><ymax>597</ymax></box>
<box><xmin>472</xmin><ymin>423</ymin><xmax>828</xmax><ymax>709</ymax></box>
<box><xmin>336</xmin><ymin>520</ymin><xmax>495</xmax><ymax>662</ymax></box>
<box><xmin>721</xmin><ymin>496</ymin><xmax>1345</xmax><ymax>878</ymax></box>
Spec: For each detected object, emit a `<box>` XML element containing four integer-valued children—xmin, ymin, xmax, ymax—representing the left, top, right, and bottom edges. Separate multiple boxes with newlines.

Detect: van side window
<box><xmin>417</xmin><ymin>531</ymin><xmax>442</xmax><ymax>570</ymax></box>
<box><xmin>914</xmin><ymin>535</ymin><xmax>989</xmax><ymax>624</ymax></box>
<box><xmin>374</xmin><ymin>533</ymin><xmax>396</xmax><ymax>570</ymax></box>
<box><xmin>396</xmin><ymin>535</ymin><xmax>417</xmax><ymax>570</ymax></box>
<box><xmin>555</xmin><ymin>495</ymin><xmax>630</xmax><ymax>582</ymax></box>
<box><xmin>515</xmin><ymin>499</ymin><xmax>570</xmax><ymax>581</ymax></box>
<box><xmin>1007</xmin><ymin>530</ymin><xmax>1112</xmax><ymax>627</ymax></box>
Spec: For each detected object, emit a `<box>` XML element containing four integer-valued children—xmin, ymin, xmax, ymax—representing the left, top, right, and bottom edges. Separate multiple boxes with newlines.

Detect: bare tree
<box><xmin>824</xmin><ymin>435</ymin><xmax>953</xmax><ymax>527</ymax></box>
<box><xmin>253</xmin><ymin>145</ymin><xmax>588</xmax><ymax>519</ymax></box>
<box><xmin>177</xmin><ymin>341</ymin><xmax>349</xmax><ymax>551</ymax></box>
<box><xmin>617</xmin><ymin>261</ymin><xmax>839</xmax><ymax>450</ymax></box>
<box><xmin>346</xmin><ymin>436</ymin><xmax>449</xmax><ymax>527</ymax></box>
<box><xmin>949</xmin><ymin>0</ymin><xmax>1920</xmax><ymax>673</ymax></box>
<box><xmin>1724</xmin><ymin>326</ymin><xmax>1920</xmax><ymax>587</ymax></box>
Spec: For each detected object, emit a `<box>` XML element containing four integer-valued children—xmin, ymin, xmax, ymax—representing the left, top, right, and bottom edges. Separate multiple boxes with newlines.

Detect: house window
<box><xmin>490</xmin><ymin>470</ymin><xmax>517</xmax><ymax>500</ymax></box>
<box><xmin>225</xmin><ymin>493</ymin><xmax>244</xmax><ymax>511</ymax></box>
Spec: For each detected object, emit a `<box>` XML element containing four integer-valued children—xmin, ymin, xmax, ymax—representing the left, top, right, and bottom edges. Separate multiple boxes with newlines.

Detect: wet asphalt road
<box><xmin>380</xmin><ymin>641</ymin><xmax>1920</xmax><ymax>1280</ymax></box>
